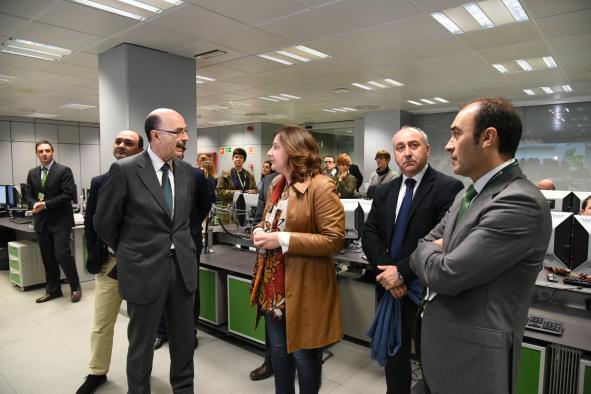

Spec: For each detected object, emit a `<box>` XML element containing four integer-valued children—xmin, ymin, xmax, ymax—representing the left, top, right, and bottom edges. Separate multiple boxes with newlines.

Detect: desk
<box><xmin>0</xmin><ymin>217</ymin><xmax>93</xmax><ymax>285</ymax></box>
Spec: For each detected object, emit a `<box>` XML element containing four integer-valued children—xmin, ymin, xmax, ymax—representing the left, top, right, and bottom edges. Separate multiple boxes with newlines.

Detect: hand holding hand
<box><xmin>376</xmin><ymin>265</ymin><xmax>404</xmax><ymax>290</ymax></box>
<box><xmin>252</xmin><ymin>231</ymin><xmax>280</xmax><ymax>249</ymax></box>
<box><xmin>390</xmin><ymin>284</ymin><xmax>407</xmax><ymax>299</ymax></box>
<box><xmin>32</xmin><ymin>201</ymin><xmax>46</xmax><ymax>214</ymax></box>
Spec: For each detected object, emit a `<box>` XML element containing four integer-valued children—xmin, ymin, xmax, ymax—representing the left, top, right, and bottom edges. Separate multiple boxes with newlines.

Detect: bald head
<box><xmin>113</xmin><ymin>130</ymin><xmax>143</xmax><ymax>160</ymax></box>
<box><xmin>537</xmin><ymin>179</ymin><xmax>555</xmax><ymax>191</ymax></box>
<box><xmin>144</xmin><ymin>108</ymin><xmax>189</xmax><ymax>162</ymax></box>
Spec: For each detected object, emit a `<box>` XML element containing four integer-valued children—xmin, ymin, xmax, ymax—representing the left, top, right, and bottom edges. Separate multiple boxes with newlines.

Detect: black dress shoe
<box><xmin>154</xmin><ymin>336</ymin><xmax>168</xmax><ymax>350</ymax></box>
<box><xmin>36</xmin><ymin>290</ymin><xmax>63</xmax><ymax>303</ymax></box>
<box><xmin>250</xmin><ymin>363</ymin><xmax>273</xmax><ymax>381</ymax></box>
<box><xmin>76</xmin><ymin>374</ymin><xmax>107</xmax><ymax>394</ymax></box>
<box><xmin>71</xmin><ymin>288</ymin><xmax>82</xmax><ymax>303</ymax></box>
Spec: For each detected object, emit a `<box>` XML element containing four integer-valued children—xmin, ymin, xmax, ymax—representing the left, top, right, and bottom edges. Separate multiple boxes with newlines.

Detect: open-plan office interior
<box><xmin>0</xmin><ymin>0</ymin><xmax>590</xmax><ymax>393</ymax></box>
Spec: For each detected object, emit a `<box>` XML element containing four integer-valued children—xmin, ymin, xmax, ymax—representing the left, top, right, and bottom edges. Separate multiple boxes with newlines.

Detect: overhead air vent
<box><xmin>354</xmin><ymin>104</ymin><xmax>380</xmax><ymax>111</ymax></box>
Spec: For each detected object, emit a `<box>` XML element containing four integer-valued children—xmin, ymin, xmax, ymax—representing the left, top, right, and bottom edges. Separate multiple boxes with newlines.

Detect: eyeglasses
<box><xmin>155</xmin><ymin>128</ymin><xmax>189</xmax><ymax>136</ymax></box>
<box><xmin>324</xmin><ymin>161</ymin><xmax>333</xmax><ymax>164</ymax></box>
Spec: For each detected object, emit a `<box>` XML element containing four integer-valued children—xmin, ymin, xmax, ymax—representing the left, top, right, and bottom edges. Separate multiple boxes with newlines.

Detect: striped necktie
<box><xmin>454</xmin><ymin>184</ymin><xmax>477</xmax><ymax>228</ymax></box>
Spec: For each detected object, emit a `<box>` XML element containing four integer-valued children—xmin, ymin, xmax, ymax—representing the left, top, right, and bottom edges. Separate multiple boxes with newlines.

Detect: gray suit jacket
<box><xmin>410</xmin><ymin>164</ymin><xmax>551</xmax><ymax>394</ymax></box>
<box><xmin>94</xmin><ymin>151</ymin><xmax>196</xmax><ymax>304</ymax></box>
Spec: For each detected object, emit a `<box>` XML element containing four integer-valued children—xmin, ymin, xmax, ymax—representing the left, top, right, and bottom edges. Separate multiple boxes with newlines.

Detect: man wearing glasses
<box><xmin>323</xmin><ymin>155</ymin><xmax>337</xmax><ymax>178</ymax></box>
<box><xmin>95</xmin><ymin>108</ymin><xmax>197</xmax><ymax>393</ymax></box>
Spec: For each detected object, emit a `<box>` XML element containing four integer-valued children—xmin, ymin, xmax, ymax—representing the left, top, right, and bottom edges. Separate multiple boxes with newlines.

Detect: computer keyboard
<box><xmin>563</xmin><ymin>276</ymin><xmax>591</xmax><ymax>288</ymax></box>
<box><xmin>9</xmin><ymin>217</ymin><xmax>32</xmax><ymax>224</ymax></box>
<box><xmin>525</xmin><ymin>315</ymin><xmax>563</xmax><ymax>336</ymax></box>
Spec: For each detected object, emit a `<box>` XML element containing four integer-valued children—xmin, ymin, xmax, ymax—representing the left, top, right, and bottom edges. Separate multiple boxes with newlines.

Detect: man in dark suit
<box><xmin>76</xmin><ymin>130</ymin><xmax>143</xmax><ymax>394</ymax></box>
<box><xmin>362</xmin><ymin>127</ymin><xmax>462</xmax><ymax>394</ymax></box>
<box><xmin>26</xmin><ymin>140</ymin><xmax>82</xmax><ymax>303</ymax></box>
<box><xmin>95</xmin><ymin>108</ymin><xmax>196</xmax><ymax>393</ymax></box>
<box><xmin>154</xmin><ymin>141</ymin><xmax>212</xmax><ymax>350</ymax></box>
<box><xmin>248</xmin><ymin>170</ymin><xmax>278</xmax><ymax>381</ymax></box>
<box><xmin>410</xmin><ymin>98</ymin><xmax>552</xmax><ymax>394</ymax></box>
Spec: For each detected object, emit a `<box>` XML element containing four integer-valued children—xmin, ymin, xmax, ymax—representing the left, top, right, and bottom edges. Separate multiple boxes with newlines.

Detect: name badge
<box><xmin>38</xmin><ymin>192</ymin><xmax>45</xmax><ymax>201</ymax></box>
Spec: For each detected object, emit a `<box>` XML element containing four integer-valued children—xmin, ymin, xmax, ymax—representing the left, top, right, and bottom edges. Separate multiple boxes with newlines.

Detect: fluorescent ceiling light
<box><xmin>493</xmin><ymin>64</ymin><xmax>509</xmax><ymax>74</ymax></box>
<box><xmin>196</xmin><ymin>75</ymin><xmax>215</xmax><ymax>82</ymax></box>
<box><xmin>27</xmin><ymin>113</ymin><xmax>59</xmax><ymax>118</ymax></box>
<box><xmin>62</xmin><ymin>103</ymin><xmax>95</xmax><ymax>110</ymax></box>
<box><xmin>195</xmin><ymin>80</ymin><xmax>204</xmax><ymax>84</ymax></box>
<box><xmin>116</xmin><ymin>0</ymin><xmax>161</xmax><ymax>13</ymax></box>
<box><xmin>351</xmin><ymin>83</ymin><xmax>373</xmax><ymax>90</ymax></box>
<box><xmin>434</xmin><ymin>97</ymin><xmax>449</xmax><ymax>103</ymax></box>
<box><xmin>543</xmin><ymin>56</ymin><xmax>557</xmax><ymax>68</ymax></box>
<box><xmin>6</xmin><ymin>44</ymin><xmax>63</xmax><ymax>58</ymax></box>
<box><xmin>523</xmin><ymin>89</ymin><xmax>535</xmax><ymax>95</ymax></box>
<box><xmin>431</xmin><ymin>12</ymin><xmax>463</xmax><ymax>34</ymax></box>
<box><xmin>384</xmin><ymin>79</ymin><xmax>404</xmax><ymax>86</ymax></box>
<box><xmin>0</xmin><ymin>75</ymin><xmax>16</xmax><ymax>82</ymax></box>
<box><xmin>420</xmin><ymin>99</ymin><xmax>436</xmax><ymax>104</ymax></box>
<box><xmin>0</xmin><ymin>49</ymin><xmax>57</xmax><ymax>61</ymax></box>
<box><xmin>10</xmin><ymin>38</ymin><xmax>71</xmax><ymax>55</ymax></box>
<box><xmin>323</xmin><ymin>109</ymin><xmax>336</xmax><ymax>113</ymax></box>
<box><xmin>562</xmin><ymin>85</ymin><xmax>572</xmax><ymax>92</ymax></box>
<box><xmin>341</xmin><ymin>107</ymin><xmax>357</xmax><ymax>111</ymax></box>
<box><xmin>332</xmin><ymin>108</ymin><xmax>347</xmax><ymax>112</ymax></box>
<box><xmin>367</xmin><ymin>81</ymin><xmax>387</xmax><ymax>88</ymax></box>
<box><xmin>407</xmin><ymin>100</ymin><xmax>423</xmax><ymax>106</ymax></box>
<box><xmin>502</xmin><ymin>0</ymin><xmax>529</xmax><ymax>22</ymax></box>
<box><xmin>257</xmin><ymin>54</ymin><xmax>293</xmax><ymax>65</ymax></box>
<box><xmin>163</xmin><ymin>0</ymin><xmax>184</xmax><ymax>4</ymax></box>
<box><xmin>294</xmin><ymin>45</ymin><xmax>330</xmax><ymax>59</ymax></box>
<box><xmin>71</xmin><ymin>0</ymin><xmax>146</xmax><ymax>21</ymax></box>
<box><xmin>259</xmin><ymin>97</ymin><xmax>279</xmax><ymax>102</ymax></box>
<box><xmin>209</xmin><ymin>120</ymin><xmax>235</xmax><ymax>125</ymax></box>
<box><xmin>276</xmin><ymin>50</ymin><xmax>310</xmax><ymax>62</ymax></box>
<box><xmin>279</xmin><ymin>94</ymin><xmax>301</xmax><ymax>99</ymax></box>
<box><xmin>269</xmin><ymin>95</ymin><xmax>290</xmax><ymax>101</ymax></box>
<box><xmin>516</xmin><ymin>59</ymin><xmax>533</xmax><ymax>71</ymax></box>
<box><xmin>541</xmin><ymin>87</ymin><xmax>553</xmax><ymax>94</ymax></box>
<box><xmin>463</xmin><ymin>3</ymin><xmax>494</xmax><ymax>28</ymax></box>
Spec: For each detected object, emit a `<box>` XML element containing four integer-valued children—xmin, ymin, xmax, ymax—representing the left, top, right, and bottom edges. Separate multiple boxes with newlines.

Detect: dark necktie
<box><xmin>161</xmin><ymin>163</ymin><xmax>173</xmax><ymax>216</ymax></box>
<box><xmin>454</xmin><ymin>184</ymin><xmax>477</xmax><ymax>228</ymax></box>
<box><xmin>389</xmin><ymin>178</ymin><xmax>416</xmax><ymax>261</ymax></box>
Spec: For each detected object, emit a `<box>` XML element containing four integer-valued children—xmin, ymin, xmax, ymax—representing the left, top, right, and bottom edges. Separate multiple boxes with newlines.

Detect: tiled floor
<box><xmin>0</xmin><ymin>272</ymin><xmax>390</xmax><ymax>393</ymax></box>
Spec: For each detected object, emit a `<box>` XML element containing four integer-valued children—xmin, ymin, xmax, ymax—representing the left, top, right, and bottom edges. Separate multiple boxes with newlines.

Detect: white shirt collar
<box><xmin>473</xmin><ymin>158</ymin><xmax>516</xmax><ymax>194</ymax></box>
<box><xmin>43</xmin><ymin>160</ymin><xmax>55</xmax><ymax>171</ymax></box>
<box><xmin>147</xmin><ymin>145</ymin><xmax>170</xmax><ymax>173</ymax></box>
<box><xmin>402</xmin><ymin>163</ymin><xmax>429</xmax><ymax>188</ymax></box>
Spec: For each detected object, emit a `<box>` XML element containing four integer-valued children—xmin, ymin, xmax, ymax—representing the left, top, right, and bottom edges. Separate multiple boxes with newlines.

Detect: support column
<box><xmin>98</xmin><ymin>43</ymin><xmax>196</xmax><ymax>172</ymax></box>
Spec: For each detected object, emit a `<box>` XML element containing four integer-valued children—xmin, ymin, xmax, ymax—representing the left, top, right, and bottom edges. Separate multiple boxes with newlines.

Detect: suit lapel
<box><xmin>136</xmin><ymin>152</ymin><xmax>172</xmax><ymax>219</ymax></box>
<box><xmin>44</xmin><ymin>163</ymin><xmax>58</xmax><ymax>190</ymax></box>
<box><xmin>408</xmin><ymin>166</ymin><xmax>435</xmax><ymax>220</ymax></box>
<box><xmin>385</xmin><ymin>178</ymin><xmax>402</xmax><ymax>243</ymax></box>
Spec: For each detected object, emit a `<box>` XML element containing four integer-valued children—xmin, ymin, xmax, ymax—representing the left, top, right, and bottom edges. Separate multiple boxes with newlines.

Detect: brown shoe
<box><xmin>36</xmin><ymin>290</ymin><xmax>63</xmax><ymax>303</ymax></box>
<box><xmin>71</xmin><ymin>288</ymin><xmax>82</xmax><ymax>303</ymax></box>
<box><xmin>250</xmin><ymin>363</ymin><xmax>273</xmax><ymax>381</ymax></box>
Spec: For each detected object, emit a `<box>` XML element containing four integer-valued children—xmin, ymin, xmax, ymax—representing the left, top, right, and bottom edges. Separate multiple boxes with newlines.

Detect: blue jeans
<box><xmin>264</xmin><ymin>313</ymin><xmax>323</xmax><ymax>394</ymax></box>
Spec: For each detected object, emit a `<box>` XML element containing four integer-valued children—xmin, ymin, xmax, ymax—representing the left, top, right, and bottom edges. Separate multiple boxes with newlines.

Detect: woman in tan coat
<box><xmin>250</xmin><ymin>125</ymin><xmax>345</xmax><ymax>393</ymax></box>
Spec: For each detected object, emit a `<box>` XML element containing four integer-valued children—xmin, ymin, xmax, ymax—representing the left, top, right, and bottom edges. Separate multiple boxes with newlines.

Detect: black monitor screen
<box><xmin>0</xmin><ymin>185</ymin><xmax>6</xmax><ymax>206</ymax></box>
<box><xmin>7</xmin><ymin>186</ymin><xmax>15</xmax><ymax>207</ymax></box>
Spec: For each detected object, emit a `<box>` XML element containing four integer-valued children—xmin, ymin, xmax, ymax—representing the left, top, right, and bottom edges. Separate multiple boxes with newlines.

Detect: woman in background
<box><xmin>258</xmin><ymin>160</ymin><xmax>276</xmax><ymax>190</ymax></box>
<box><xmin>250</xmin><ymin>125</ymin><xmax>345</xmax><ymax>394</ymax></box>
<box><xmin>197</xmin><ymin>154</ymin><xmax>217</xmax><ymax>204</ymax></box>
<box><xmin>335</xmin><ymin>153</ymin><xmax>357</xmax><ymax>198</ymax></box>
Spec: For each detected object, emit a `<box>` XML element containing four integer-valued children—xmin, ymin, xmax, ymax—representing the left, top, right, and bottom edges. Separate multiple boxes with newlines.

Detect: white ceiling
<box><xmin>0</xmin><ymin>0</ymin><xmax>589</xmax><ymax>126</ymax></box>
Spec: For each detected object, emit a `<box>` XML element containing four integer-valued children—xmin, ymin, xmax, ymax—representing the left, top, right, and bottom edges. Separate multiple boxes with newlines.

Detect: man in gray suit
<box><xmin>410</xmin><ymin>97</ymin><xmax>551</xmax><ymax>394</ymax></box>
<box><xmin>95</xmin><ymin>108</ymin><xmax>196</xmax><ymax>393</ymax></box>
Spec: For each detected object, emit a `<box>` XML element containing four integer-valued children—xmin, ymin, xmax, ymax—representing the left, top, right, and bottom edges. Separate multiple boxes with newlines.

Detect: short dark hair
<box><xmin>144</xmin><ymin>114</ymin><xmax>160</xmax><ymax>142</ymax></box>
<box><xmin>324</xmin><ymin>155</ymin><xmax>335</xmax><ymax>162</ymax></box>
<box><xmin>464</xmin><ymin>97</ymin><xmax>522</xmax><ymax>157</ymax></box>
<box><xmin>582</xmin><ymin>196</ymin><xmax>591</xmax><ymax>211</ymax></box>
<box><xmin>374</xmin><ymin>149</ymin><xmax>390</xmax><ymax>161</ymax></box>
<box><xmin>35</xmin><ymin>140</ymin><xmax>54</xmax><ymax>151</ymax></box>
<box><xmin>135</xmin><ymin>132</ymin><xmax>144</xmax><ymax>149</ymax></box>
<box><xmin>233</xmin><ymin>147</ymin><xmax>247</xmax><ymax>160</ymax></box>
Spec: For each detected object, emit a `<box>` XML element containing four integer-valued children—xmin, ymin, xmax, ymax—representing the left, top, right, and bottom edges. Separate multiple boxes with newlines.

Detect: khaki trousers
<box><xmin>89</xmin><ymin>257</ymin><xmax>121</xmax><ymax>375</ymax></box>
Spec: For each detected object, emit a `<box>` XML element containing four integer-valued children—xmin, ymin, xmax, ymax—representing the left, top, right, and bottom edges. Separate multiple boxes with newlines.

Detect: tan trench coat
<box><xmin>257</xmin><ymin>173</ymin><xmax>345</xmax><ymax>353</ymax></box>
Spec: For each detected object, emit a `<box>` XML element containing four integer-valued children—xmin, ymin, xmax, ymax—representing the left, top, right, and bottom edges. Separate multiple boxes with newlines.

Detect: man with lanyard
<box><xmin>215</xmin><ymin>147</ymin><xmax>257</xmax><ymax>204</ymax></box>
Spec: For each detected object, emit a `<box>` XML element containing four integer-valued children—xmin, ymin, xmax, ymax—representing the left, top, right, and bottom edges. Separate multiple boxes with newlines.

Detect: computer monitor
<box><xmin>232</xmin><ymin>191</ymin><xmax>258</xmax><ymax>227</ymax></box>
<box><xmin>545</xmin><ymin>211</ymin><xmax>573</xmax><ymax>268</ymax></box>
<box><xmin>6</xmin><ymin>185</ymin><xmax>16</xmax><ymax>208</ymax></box>
<box><xmin>571</xmin><ymin>215</ymin><xmax>591</xmax><ymax>274</ymax></box>
<box><xmin>0</xmin><ymin>185</ymin><xmax>6</xmax><ymax>207</ymax></box>
<box><xmin>540</xmin><ymin>190</ymin><xmax>576</xmax><ymax>213</ymax></box>
<box><xmin>356</xmin><ymin>200</ymin><xmax>373</xmax><ymax>239</ymax></box>
<box><xmin>341</xmin><ymin>198</ymin><xmax>361</xmax><ymax>239</ymax></box>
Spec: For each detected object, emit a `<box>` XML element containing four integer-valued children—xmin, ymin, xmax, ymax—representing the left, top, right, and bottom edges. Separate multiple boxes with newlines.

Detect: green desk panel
<box><xmin>579</xmin><ymin>359</ymin><xmax>591</xmax><ymax>394</ymax></box>
<box><xmin>227</xmin><ymin>275</ymin><xmax>265</xmax><ymax>344</ymax></box>
<box><xmin>199</xmin><ymin>267</ymin><xmax>226</xmax><ymax>325</ymax></box>
<box><xmin>517</xmin><ymin>343</ymin><xmax>546</xmax><ymax>394</ymax></box>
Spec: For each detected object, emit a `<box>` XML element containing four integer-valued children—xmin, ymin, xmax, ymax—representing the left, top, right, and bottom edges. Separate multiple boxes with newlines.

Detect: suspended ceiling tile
<box><xmin>59</xmin><ymin>52</ymin><xmax>98</xmax><ymax>69</ymax></box>
<box><xmin>364</xmin><ymin>15</ymin><xmax>448</xmax><ymax>47</ymax></box>
<box><xmin>37</xmin><ymin>1</ymin><xmax>139</xmax><ymax>38</ymax></box>
<box><xmin>173</xmin><ymin>42</ymin><xmax>246</xmax><ymax>67</ymax></box>
<box><xmin>535</xmin><ymin>9</ymin><xmax>591</xmax><ymax>39</ymax></box>
<box><xmin>458</xmin><ymin>22</ymin><xmax>542</xmax><ymax>51</ymax></box>
<box><xmin>191</xmin><ymin>0</ymin><xmax>306</xmax><ymax>26</ymax></box>
<box><xmin>40</xmin><ymin>62</ymin><xmax>98</xmax><ymax>80</ymax></box>
<box><xmin>0</xmin><ymin>13</ymin><xmax>28</xmax><ymax>36</ymax></box>
<box><xmin>302</xmin><ymin>31</ymin><xmax>382</xmax><ymax>59</ymax></box>
<box><xmin>258</xmin><ymin>9</ymin><xmax>347</xmax><ymax>43</ymax></box>
<box><xmin>414</xmin><ymin>52</ymin><xmax>489</xmax><ymax>72</ymax></box>
<box><xmin>521</xmin><ymin>0</ymin><xmax>591</xmax><ymax>19</ymax></box>
<box><xmin>105</xmin><ymin>24</ymin><xmax>197</xmax><ymax>54</ymax></box>
<box><xmin>12</xmin><ymin>21</ymin><xmax>103</xmax><ymax>51</ymax></box>
<box><xmin>395</xmin><ymin>36</ymin><xmax>470</xmax><ymax>61</ymax></box>
<box><xmin>546</xmin><ymin>33</ymin><xmax>591</xmax><ymax>58</ymax></box>
<box><xmin>0</xmin><ymin>0</ymin><xmax>53</xmax><ymax>19</ymax></box>
<box><xmin>315</xmin><ymin>0</ymin><xmax>422</xmax><ymax>29</ymax></box>
<box><xmin>407</xmin><ymin>0</ymin><xmax>466</xmax><ymax>13</ymax></box>
<box><xmin>342</xmin><ymin>47</ymin><xmax>407</xmax><ymax>69</ymax></box>
<box><xmin>211</xmin><ymin>28</ymin><xmax>294</xmax><ymax>54</ymax></box>
<box><xmin>151</xmin><ymin>4</ymin><xmax>248</xmax><ymax>41</ymax></box>
<box><xmin>477</xmin><ymin>41</ymin><xmax>550</xmax><ymax>63</ymax></box>
<box><xmin>197</xmin><ymin>64</ymin><xmax>248</xmax><ymax>80</ymax></box>
<box><xmin>507</xmin><ymin>69</ymin><xmax>567</xmax><ymax>87</ymax></box>
<box><xmin>221</xmin><ymin>56</ymin><xmax>287</xmax><ymax>74</ymax></box>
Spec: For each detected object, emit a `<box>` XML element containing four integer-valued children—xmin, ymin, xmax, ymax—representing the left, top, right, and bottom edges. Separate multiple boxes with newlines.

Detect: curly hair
<box><xmin>275</xmin><ymin>125</ymin><xmax>321</xmax><ymax>183</ymax></box>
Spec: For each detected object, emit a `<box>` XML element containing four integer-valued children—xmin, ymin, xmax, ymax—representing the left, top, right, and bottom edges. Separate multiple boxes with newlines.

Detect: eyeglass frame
<box><xmin>155</xmin><ymin>128</ymin><xmax>189</xmax><ymax>136</ymax></box>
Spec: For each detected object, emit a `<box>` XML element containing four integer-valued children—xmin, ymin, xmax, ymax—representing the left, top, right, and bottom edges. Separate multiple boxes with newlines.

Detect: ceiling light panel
<box><xmin>196</xmin><ymin>75</ymin><xmax>216</xmax><ymax>82</ymax></box>
<box><xmin>516</xmin><ymin>59</ymin><xmax>533</xmax><ymax>71</ymax></box>
<box><xmin>71</xmin><ymin>0</ymin><xmax>147</xmax><ymax>20</ymax></box>
<box><xmin>116</xmin><ymin>0</ymin><xmax>161</xmax><ymax>13</ymax></box>
<box><xmin>62</xmin><ymin>103</ymin><xmax>95</xmax><ymax>110</ymax></box>
<box><xmin>323</xmin><ymin>107</ymin><xmax>356</xmax><ymax>113</ymax></box>
<box><xmin>259</xmin><ymin>94</ymin><xmax>302</xmax><ymax>102</ymax></box>
<box><xmin>1</xmin><ymin>38</ymin><xmax>72</xmax><ymax>62</ymax></box>
<box><xmin>276</xmin><ymin>50</ymin><xmax>310</xmax><ymax>62</ymax></box>
<box><xmin>352</xmin><ymin>78</ymin><xmax>404</xmax><ymax>91</ymax></box>
<box><xmin>407</xmin><ymin>100</ymin><xmax>423</xmax><ymax>106</ymax></box>
<box><xmin>257</xmin><ymin>54</ymin><xmax>293</xmax><ymax>65</ymax></box>
<box><xmin>408</xmin><ymin>98</ymin><xmax>450</xmax><ymax>105</ymax></box>
<box><xmin>0</xmin><ymin>75</ymin><xmax>16</xmax><ymax>83</ymax></box>
<box><xmin>432</xmin><ymin>0</ymin><xmax>529</xmax><ymax>34</ymax></box>
<box><xmin>258</xmin><ymin>45</ymin><xmax>330</xmax><ymax>66</ymax></box>
<box><xmin>491</xmin><ymin>56</ymin><xmax>560</xmax><ymax>74</ymax></box>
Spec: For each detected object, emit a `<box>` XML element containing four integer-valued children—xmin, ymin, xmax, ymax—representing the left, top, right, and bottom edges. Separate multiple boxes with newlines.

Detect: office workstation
<box><xmin>1</xmin><ymin>0</ymin><xmax>591</xmax><ymax>393</ymax></box>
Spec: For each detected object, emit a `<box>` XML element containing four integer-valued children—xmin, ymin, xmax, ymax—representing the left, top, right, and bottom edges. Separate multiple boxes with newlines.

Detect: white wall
<box><xmin>362</xmin><ymin>110</ymin><xmax>401</xmax><ymax>177</ymax></box>
<box><xmin>0</xmin><ymin>116</ymin><xmax>100</xmax><ymax>194</ymax></box>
